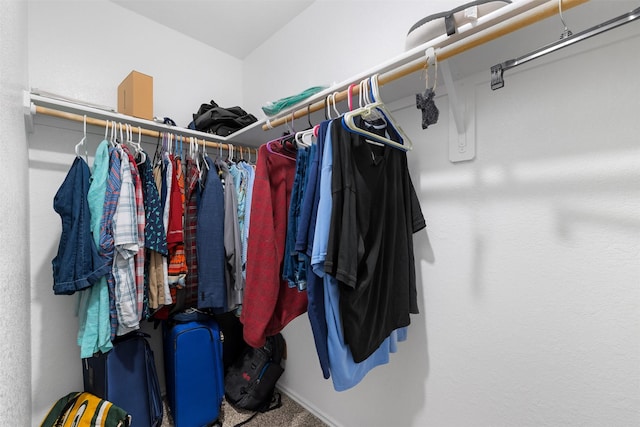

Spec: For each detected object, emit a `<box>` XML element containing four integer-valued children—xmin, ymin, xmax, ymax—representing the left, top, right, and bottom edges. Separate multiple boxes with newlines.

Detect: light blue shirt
<box><xmin>311</xmin><ymin>121</ymin><xmax>406</xmax><ymax>392</ymax></box>
<box><xmin>78</xmin><ymin>140</ymin><xmax>113</xmax><ymax>357</ymax></box>
<box><xmin>241</xmin><ymin>161</ymin><xmax>255</xmax><ymax>281</ymax></box>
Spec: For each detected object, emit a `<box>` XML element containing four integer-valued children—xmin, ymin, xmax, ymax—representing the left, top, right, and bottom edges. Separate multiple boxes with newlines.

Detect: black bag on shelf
<box><xmin>188</xmin><ymin>100</ymin><xmax>257</xmax><ymax>136</ymax></box>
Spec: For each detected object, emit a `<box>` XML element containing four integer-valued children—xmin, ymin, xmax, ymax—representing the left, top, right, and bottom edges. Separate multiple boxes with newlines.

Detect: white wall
<box><xmin>28</xmin><ymin>0</ymin><xmax>244</xmax><ymax>126</ymax></box>
<box><xmin>244</xmin><ymin>1</ymin><xmax>640</xmax><ymax>426</ymax></box>
<box><xmin>243</xmin><ymin>0</ymin><xmax>433</xmax><ymax>117</ymax></box>
<box><xmin>0</xmin><ymin>1</ymin><xmax>31</xmax><ymax>425</ymax></box>
<box><xmin>27</xmin><ymin>1</ymin><xmax>244</xmax><ymax>424</ymax></box>
<box><xmin>24</xmin><ymin>1</ymin><xmax>640</xmax><ymax>426</ymax></box>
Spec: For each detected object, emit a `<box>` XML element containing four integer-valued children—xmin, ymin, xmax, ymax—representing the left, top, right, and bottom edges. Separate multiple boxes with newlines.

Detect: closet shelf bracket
<box><xmin>23</xmin><ymin>90</ymin><xmax>35</xmax><ymax>133</ymax></box>
<box><xmin>440</xmin><ymin>60</ymin><xmax>476</xmax><ymax>163</ymax></box>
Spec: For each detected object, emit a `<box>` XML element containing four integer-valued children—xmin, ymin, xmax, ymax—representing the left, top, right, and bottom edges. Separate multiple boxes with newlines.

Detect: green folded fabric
<box><xmin>262</xmin><ymin>85</ymin><xmax>328</xmax><ymax>116</ymax></box>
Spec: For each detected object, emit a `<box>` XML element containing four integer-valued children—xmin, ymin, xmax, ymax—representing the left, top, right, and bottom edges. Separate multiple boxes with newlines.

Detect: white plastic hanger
<box><xmin>135</xmin><ymin>126</ymin><xmax>146</xmax><ymax>164</ymax></box>
<box><xmin>74</xmin><ymin>115</ymin><xmax>88</xmax><ymax>162</ymax></box>
<box><xmin>201</xmin><ymin>138</ymin><xmax>210</xmax><ymax>171</ymax></box>
<box><xmin>342</xmin><ymin>74</ymin><xmax>413</xmax><ymax>151</ymax></box>
<box><xmin>266</xmin><ymin>114</ymin><xmax>297</xmax><ymax>161</ymax></box>
<box><xmin>109</xmin><ymin>121</ymin><xmax>117</xmax><ymax>146</ymax></box>
<box><xmin>188</xmin><ymin>137</ymin><xmax>202</xmax><ymax>177</ymax></box>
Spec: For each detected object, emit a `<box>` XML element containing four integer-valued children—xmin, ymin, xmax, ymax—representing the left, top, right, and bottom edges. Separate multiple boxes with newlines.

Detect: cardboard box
<box><xmin>117</xmin><ymin>70</ymin><xmax>153</xmax><ymax>120</ymax></box>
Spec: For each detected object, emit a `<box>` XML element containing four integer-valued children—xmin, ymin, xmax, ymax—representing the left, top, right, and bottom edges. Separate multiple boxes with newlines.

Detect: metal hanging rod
<box><xmin>261</xmin><ymin>0</ymin><xmax>590</xmax><ymax>131</ymax></box>
<box><xmin>491</xmin><ymin>5</ymin><xmax>640</xmax><ymax>89</ymax></box>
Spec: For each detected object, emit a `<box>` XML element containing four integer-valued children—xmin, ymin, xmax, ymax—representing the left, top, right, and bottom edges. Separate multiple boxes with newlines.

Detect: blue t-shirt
<box><xmin>300</xmin><ymin>121</ymin><xmax>330</xmax><ymax>379</ymax></box>
<box><xmin>311</xmin><ymin>119</ymin><xmax>406</xmax><ymax>391</ymax></box>
<box><xmin>197</xmin><ymin>156</ymin><xmax>226</xmax><ymax>311</ymax></box>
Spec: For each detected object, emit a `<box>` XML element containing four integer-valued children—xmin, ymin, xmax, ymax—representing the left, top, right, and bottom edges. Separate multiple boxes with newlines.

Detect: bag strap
<box><xmin>232</xmin><ymin>392</ymin><xmax>283</xmax><ymax>427</ymax></box>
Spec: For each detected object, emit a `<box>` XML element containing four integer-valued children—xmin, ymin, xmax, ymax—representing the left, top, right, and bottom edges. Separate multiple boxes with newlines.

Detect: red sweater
<box><xmin>241</xmin><ymin>143</ymin><xmax>308</xmax><ymax>347</ymax></box>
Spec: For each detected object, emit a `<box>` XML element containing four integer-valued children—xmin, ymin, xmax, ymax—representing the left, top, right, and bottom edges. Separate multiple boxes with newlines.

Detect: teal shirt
<box><xmin>77</xmin><ymin>140</ymin><xmax>113</xmax><ymax>357</ymax></box>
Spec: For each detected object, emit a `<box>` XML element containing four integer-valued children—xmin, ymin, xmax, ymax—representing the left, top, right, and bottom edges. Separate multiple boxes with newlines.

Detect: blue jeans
<box><xmin>283</xmin><ymin>146</ymin><xmax>310</xmax><ymax>291</ymax></box>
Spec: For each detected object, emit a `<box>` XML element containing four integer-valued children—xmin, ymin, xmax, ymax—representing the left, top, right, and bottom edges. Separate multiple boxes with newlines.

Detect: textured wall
<box><xmin>244</xmin><ymin>1</ymin><xmax>640</xmax><ymax>426</ymax></box>
<box><xmin>27</xmin><ymin>1</ymin><xmax>245</xmax><ymax>424</ymax></box>
<box><xmin>0</xmin><ymin>0</ymin><xmax>31</xmax><ymax>425</ymax></box>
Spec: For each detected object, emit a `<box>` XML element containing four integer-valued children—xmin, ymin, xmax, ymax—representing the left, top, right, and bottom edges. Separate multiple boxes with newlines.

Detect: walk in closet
<box><xmin>1</xmin><ymin>1</ymin><xmax>639</xmax><ymax>426</ymax></box>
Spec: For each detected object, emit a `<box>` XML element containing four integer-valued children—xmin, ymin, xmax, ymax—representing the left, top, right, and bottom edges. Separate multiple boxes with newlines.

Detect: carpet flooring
<box><xmin>160</xmin><ymin>389</ymin><xmax>327</xmax><ymax>427</ymax></box>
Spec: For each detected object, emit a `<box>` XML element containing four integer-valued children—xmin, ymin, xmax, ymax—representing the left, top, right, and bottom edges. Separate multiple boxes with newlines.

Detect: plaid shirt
<box><xmin>100</xmin><ymin>147</ymin><xmax>121</xmax><ymax>340</ymax></box>
<box><xmin>167</xmin><ymin>156</ymin><xmax>187</xmax><ymax>299</ymax></box>
<box><xmin>113</xmin><ymin>150</ymin><xmax>140</xmax><ymax>335</ymax></box>
<box><xmin>184</xmin><ymin>157</ymin><xmax>200</xmax><ymax>307</ymax></box>
<box><xmin>122</xmin><ymin>145</ymin><xmax>145</xmax><ymax>320</ymax></box>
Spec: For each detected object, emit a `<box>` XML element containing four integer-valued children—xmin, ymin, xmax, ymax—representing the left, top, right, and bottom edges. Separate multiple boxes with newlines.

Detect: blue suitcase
<box><xmin>82</xmin><ymin>332</ymin><xmax>163</xmax><ymax>427</ymax></box>
<box><xmin>164</xmin><ymin>315</ymin><xmax>224</xmax><ymax>427</ymax></box>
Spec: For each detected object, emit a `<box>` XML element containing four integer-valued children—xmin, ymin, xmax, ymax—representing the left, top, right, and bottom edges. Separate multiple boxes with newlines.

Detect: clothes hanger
<box><xmin>342</xmin><ymin>74</ymin><xmax>413</xmax><ymax>151</ymax></box>
<box><xmin>189</xmin><ymin>137</ymin><xmax>202</xmax><ymax>177</ymax></box>
<box><xmin>294</xmin><ymin>105</ymin><xmax>316</xmax><ymax>148</ymax></box>
<box><xmin>266</xmin><ymin>115</ymin><xmax>296</xmax><ymax>160</ymax></box>
<box><xmin>74</xmin><ymin>115</ymin><xmax>88</xmax><ymax>162</ymax></box>
<box><xmin>201</xmin><ymin>138</ymin><xmax>210</xmax><ymax>171</ymax></box>
<box><xmin>134</xmin><ymin>126</ymin><xmax>146</xmax><ymax>164</ymax></box>
<box><xmin>118</xmin><ymin>122</ymin><xmax>125</xmax><ymax>145</ymax></box>
<box><xmin>109</xmin><ymin>121</ymin><xmax>117</xmax><ymax>147</ymax></box>
<box><xmin>327</xmin><ymin>91</ymin><xmax>340</xmax><ymax>119</ymax></box>
<box><xmin>228</xmin><ymin>143</ymin><xmax>235</xmax><ymax>163</ymax></box>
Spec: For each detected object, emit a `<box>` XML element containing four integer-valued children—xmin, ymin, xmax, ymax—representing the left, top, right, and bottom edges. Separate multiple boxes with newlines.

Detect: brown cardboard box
<box><xmin>117</xmin><ymin>70</ymin><xmax>153</xmax><ymax>120</ymax></box>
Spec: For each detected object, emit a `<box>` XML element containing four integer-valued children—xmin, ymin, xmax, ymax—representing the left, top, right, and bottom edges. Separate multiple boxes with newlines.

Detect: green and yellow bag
<box><xmin>40</xmin><ymin>392</ymin><xmax>131</xmax><ymax>427</ymax></box>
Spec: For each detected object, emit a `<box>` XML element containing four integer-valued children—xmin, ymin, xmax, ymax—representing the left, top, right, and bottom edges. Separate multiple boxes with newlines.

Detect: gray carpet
<box><xmin>160</xmin><ymin>389</ymin><xmax>327</xmax><ymax>427</ymax></box>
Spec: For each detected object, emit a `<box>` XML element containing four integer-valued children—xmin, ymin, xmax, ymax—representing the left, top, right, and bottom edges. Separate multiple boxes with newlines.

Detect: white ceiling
<box><xmin>110</xmin><ymin>0</ymin><xmax>315</xmax><ymax>59</ymax></box>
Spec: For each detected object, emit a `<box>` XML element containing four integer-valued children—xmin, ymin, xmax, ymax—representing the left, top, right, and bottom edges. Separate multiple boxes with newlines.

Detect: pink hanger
<box><xmin>347</xmin><ymin>83</ymin><xmax>357</xmax><ymax>111</ymax></box>
<box><xmin>266</xmin><ymin>114</ymin><xmax>296</xmax><ymax>161</ymax></box>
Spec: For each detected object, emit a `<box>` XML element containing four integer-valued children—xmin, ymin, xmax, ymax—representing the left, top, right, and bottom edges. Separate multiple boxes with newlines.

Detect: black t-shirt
<box><xmin>324</xmin><ymin>117</ymin><xmax>426</xmax><ymax>363</ymax></box>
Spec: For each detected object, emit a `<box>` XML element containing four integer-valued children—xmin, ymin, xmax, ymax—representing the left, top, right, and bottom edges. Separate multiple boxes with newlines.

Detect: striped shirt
<box><xmin>113</xmin><ymin>149</ymin><xmax>140</xmax><ymax>335</ymax></box>
<box><xmin>122</xmin><ymin>145</ymin><xmax>145</xmax><ymax>320</ymax></box>
<box><xmin>184</xmin><ymin>156</ymin><xmax>200</xmax><ymax>307</ymax></box>
<box><xmin>100</xmin><ymin>147</ymin><xmax>121</xmax><ymax>340</ymax></box>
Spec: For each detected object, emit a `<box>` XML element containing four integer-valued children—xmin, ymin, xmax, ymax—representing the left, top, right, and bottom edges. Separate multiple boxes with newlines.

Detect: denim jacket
<box><xmin>52</xmin><ymin>157</ymin><xmax>110</xmax><ymax>295</ymax></box>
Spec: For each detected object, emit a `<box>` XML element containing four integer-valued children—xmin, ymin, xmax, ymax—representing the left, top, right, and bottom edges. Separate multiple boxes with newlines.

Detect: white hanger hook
<box><xmin>331</xmin><ymin>91</ymin><xmax>340</xmax><ymax>117</ymax></box>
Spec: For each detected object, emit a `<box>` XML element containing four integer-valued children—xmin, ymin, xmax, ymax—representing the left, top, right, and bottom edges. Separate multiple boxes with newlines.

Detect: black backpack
<box><xmin>188</xmin><ymin>100</ymin><xmax>257</xmax><ymax>136</ymax></box>
<box><xmin>224</xmin><ymin>333</ymin><xmax>286</xmax><ymax>418</ymax></box>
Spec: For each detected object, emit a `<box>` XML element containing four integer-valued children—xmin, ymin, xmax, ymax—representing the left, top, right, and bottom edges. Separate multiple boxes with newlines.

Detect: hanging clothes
<box><xmin>183</xmin><ymin>155</ymin><xmax>201</xmax><ymax>308</ymax></box>
<box><xmin>312</xmin><ymin>119</ymin><xmax>406</xmax><ymax>391</ymax></box>
<box><xmin>151</xmin><ymin>157</ymin><xmax>173</xmax><ymax>308</ymax></box>
<box><xmin>77</xmin><ymin>139</ymin><xmax>113</xmax><ymax>358</ymax></box>
<box><xmin>112</xmin><ymin>149</ymin><xmax>140</xmax><ymax>336</ymax></box>
<box><xmin>283</xmin><ymin>145</ymin><xmax>310</xmax><ymax>291</ymax></box>
<box><xmin>216</xmin><ymin>158</ymin><xmax>243</xmax><ymax>312</ymax></box>
<box><xmin>241</xmin><ymin>143</ymin><xmax>308</xmax><ymax>348</ymax></box>
<box><xmin>296</xmin><ymin>120</ymin><xmax>330</xmax><ymax>379</ymax></box>
<box><xmin>102</xmin><ymin>146</ymin><xmax>123</xmax><ymax>340</ymax></box>
<box><xmin>166</xmin><ymin>154</ymin><xmax>187</xmax><ymax>294</ymax></box>
<box><xmin>240</xmin><ymin>160</ymin><xmax>255</xmax><ymax>283</ymax></box>
<box><xmin>52</xmin><ymin>156</ymin><xmax>109</xmax><ymax>295</ymax></box>
<box><xmin>121</xmin><ymin>145</ymin><xmax>145</xmax><ymax>321</ymax></box>
<box><xmin>325</xmin><ymin>116</ymin><xmax>426</xmax><ymax>363</ymax></box>
<box><xmin>197</xmin><ymin>155</ymin><xmax>226</xmax><ymax>311</ymax></box>
<box><xmin>137</xmin><ymin>151</ymin><xmax>168</xmax><ymax>318</ymax></box>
